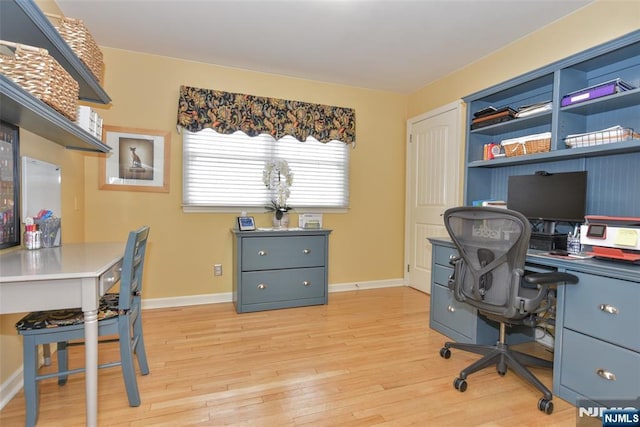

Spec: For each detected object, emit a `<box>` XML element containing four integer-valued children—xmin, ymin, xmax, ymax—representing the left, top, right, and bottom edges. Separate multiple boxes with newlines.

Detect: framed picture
<box><xmin>0</xmin><ymin>121</ymin><xmax>20</xmax><ymax>249</ymax></box>
<box><xmin>237</xmin><ymin>216</ymin><xmax>256</xmax><ymax>231</ymax></box>
<box><xmin>99</xmin><ymin>126</ymin><xmax>170</xmax><ymax>192</ymax></box>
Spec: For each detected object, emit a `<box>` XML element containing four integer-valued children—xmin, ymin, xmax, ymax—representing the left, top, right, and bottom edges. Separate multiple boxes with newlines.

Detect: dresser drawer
<box><xmin>432</xmin><ymin>244</ymin><xmax>457</xmax><ymax>267</ymax></box>
<box><xmin>560</xmin><ymin>329</ymin><xmax>640</xmax><ymax>400</ymax></box>
<box><xmin>241</xmin><ymin>267</ymin><xmax>326</xmax><ymax>304</ymax></box>
<box><xmin>564</xmin><ymin>272</ymin><xmax>640</xmax><ymax>352</ymax></box>
<box><xmin>433</xmin><ymin>263</ymin><xmax>453</xmax><ymax>287</ymax></box>
<box><xmin>431</xmin><ymin>282</ymin><xmax>475</xmax><ymax>340</ymax></box>
<box><xmin>242</xmin><ymin>236</ymin><xmax>326</xmax><ymax>271</ymax></box>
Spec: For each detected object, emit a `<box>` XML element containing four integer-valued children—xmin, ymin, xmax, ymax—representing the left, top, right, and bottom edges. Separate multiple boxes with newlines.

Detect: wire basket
<box><xmin>501</xmin><ymin>136</ymin><xmax>551</xmax><ymax>157</ymax></box>
<box><xmin>46</xmin><ymin>13</ymin><xmax>104</xmax><ymax>83</ymax></box>
<box><xmin>0</xmin><ymin>41</ymin><xmax>79</xmax><ymax>121</ymax></box>
<box><xmin>564</xmin><ymin>126</ymin><xmax>639</xmax><ymax>148</ymax></box>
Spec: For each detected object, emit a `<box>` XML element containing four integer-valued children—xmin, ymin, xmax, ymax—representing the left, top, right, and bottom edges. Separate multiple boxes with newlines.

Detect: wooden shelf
<box><xmin>1</xmin><ymin>76</ymin><xmax>110</xmax><ymax>152</ymax></box>
<box><xmin>468</xmin><ymin>138</ymin><xmax>640</xmax><ymax>168</ymax></box>
<box><xmin>0</xmin><ymin>0</ymin><xmax>110</xmax><ymax>104</ymax></box>
<box><xmin>0</xmin><ymin>0</ymin><xmax>111</xmax><ymax>152</ymax></box>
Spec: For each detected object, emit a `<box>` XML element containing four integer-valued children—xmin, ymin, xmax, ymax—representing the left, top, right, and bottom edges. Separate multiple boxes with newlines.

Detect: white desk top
<box><xmin>0</xmin><ymin>242</ymin><xmax>124</xmax><ymax>282</ymax></box>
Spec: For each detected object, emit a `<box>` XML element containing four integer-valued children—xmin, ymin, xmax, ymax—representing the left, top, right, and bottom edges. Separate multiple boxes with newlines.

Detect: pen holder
<box><xmin>35</xmin><ymin>217</ymin><xmax>61</xmax><ymax>248</ymax></box>
<box><xmin>567</xmin><ymin>234</ymin><xmax>581</xmax><ymax>254</ymax></box>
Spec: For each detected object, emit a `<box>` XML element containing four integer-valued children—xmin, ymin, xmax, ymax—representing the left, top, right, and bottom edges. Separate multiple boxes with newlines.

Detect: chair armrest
<box><xmin>524</xmin><ymin>272</ymin><xmax>579</xmax><ymax>286</ymax></box>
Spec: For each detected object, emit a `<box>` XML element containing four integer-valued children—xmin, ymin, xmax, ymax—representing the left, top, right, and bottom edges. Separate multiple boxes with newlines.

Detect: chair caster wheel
<box><xmin>453</xmin><ymin>377</ymin><xmax>467</xmax><ymax>392</ymax></box>
<box><xmin>497</xmin><ymin>363</ymin><xmax>507</xmax><ymax>376</ymax></box>
<box><xmin>440</xmin><ymin>347</ymin><xmax>451</xmax><ymax>359</ymax></box>
<box><xmin>538</xmin><ymin>398</ymin><xmax>553</xmax><ymax>414</ymax></box>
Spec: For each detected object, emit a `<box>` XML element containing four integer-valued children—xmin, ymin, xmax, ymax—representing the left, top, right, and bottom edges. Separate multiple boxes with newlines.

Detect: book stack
<box><xmin>470</xmin><ymin>106</ymin><xmax>517</xmax><ymax>130</ymax></box>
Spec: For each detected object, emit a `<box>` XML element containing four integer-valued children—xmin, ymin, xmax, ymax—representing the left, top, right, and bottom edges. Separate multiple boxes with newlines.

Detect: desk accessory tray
<box><xmin>565</xmin><ymin>125</ymin><xmax>639</xmax><ymax>148</ymax></box>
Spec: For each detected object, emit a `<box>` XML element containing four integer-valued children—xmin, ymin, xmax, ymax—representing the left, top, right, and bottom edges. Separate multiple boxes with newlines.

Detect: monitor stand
<box><xmin>530</xmin><ymin>232</ymin><xmax>567</xmax><ymax>251</ymax></box>
<box><xmin>542</xmin><ymin>220</ymin><xmax>557</xmax><ymax>235</ymax></box>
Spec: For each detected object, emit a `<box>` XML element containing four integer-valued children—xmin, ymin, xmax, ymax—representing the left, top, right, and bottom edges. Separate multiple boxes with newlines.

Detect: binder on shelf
<box><xmin>561</xmin><ymin>78</ymin><xmax>635</xmax><ymax>107</ymax></box>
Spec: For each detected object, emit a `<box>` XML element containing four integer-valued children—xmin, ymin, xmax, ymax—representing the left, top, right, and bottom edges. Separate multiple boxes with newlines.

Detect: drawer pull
<box><xmin>447</xmin><ymin>305</ymin><xmax>455</xmax><ymax>312</ymax></box>
<box><xmin>257</xmin><ymin>283</ymin><xmax>267</xmax><ymax>290</ymax></box>
<box><xmin>303</xmin><ymin>249</ymin><xmax>311</xmax><ymax>254</ymax></box>
<box><xmin>258</xmin><ymin>250</ymin><xmax>267</xmax><ymax>256</ymax></box>
<box><xmin>448</xmin><ymin>254</ymin><xmax>456</xmax><ymax>261</ymax></box>
<box><xmin>303</xmin><ymin>281</ymin><xmax>311</xmax><ymax>286</ymax></box>
<box><xmin>596</xmin><ymin>369</ymin><xmax>616</xmax><ymax>381</ymax></box>
<box><xmin>105</xmin><ymin>276</ymin><xmax>117</xmax><ymax>283</ymax></box>
<box><xmin>599</xmin><ymin>304</ymin><xmax>618</xmax><ymax>315</ymax></box>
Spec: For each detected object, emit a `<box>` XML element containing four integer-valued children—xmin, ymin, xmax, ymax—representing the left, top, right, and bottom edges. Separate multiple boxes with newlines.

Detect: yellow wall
<box><xmin>408</xmin><ymin>0</ymin><xmax>640</xmax><ymax>117</ymax></box>
<box><xmin>2</xmin><ymin>0</ymin><xmax>639</xmax><ymax>398</ymax></box>
<box><xmin>83</xmin><ymin>49</ymin><xmax>409</xmax><ymax>299</ymax></box>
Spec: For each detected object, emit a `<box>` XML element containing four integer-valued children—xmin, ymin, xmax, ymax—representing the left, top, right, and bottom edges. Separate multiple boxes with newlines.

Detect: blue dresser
<box><xmin>232</xmin><ymin>229</ymin><xmax>331</xmax><ymax>313</ymax></box>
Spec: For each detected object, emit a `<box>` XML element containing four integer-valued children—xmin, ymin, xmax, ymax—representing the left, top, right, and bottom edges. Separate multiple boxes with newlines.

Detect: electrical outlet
<box><xmin>214</xmin><ymin>264</ymin><xmax>223</xmax><ymax>276</ymax></box>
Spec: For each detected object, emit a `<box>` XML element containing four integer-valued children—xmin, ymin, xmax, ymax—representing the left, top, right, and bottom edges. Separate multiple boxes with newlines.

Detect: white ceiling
<box><xmin>56</xmin><ymin>0</ymin><xmax>594</xmax><ymax>93</ymax></box>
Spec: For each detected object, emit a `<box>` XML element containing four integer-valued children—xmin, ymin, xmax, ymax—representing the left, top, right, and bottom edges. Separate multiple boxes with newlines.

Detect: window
<box><xmin>183</xmin><ymin>129</ymin><xmax>350</xmax><ymax>211</ymax></box>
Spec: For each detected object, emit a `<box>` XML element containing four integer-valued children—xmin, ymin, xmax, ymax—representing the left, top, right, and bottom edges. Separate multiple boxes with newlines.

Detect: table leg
<box><xmin>83</xmin><ymin>309</ymin><xmax>99</xmax><ymax>427</ymax></box>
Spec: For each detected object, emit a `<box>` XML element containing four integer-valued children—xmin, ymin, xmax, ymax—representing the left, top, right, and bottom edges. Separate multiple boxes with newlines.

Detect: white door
<box><xmin>405</xmin><ymin>101</ymin><xmax>463</xmax><ymax>294</ymax></box>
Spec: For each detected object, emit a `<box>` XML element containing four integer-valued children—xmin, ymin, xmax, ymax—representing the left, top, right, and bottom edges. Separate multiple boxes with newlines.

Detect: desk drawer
<box><xmin>431</xmin><ymin>282</ymin><xmax>474</xmax><ymax>340</ymax></box>
<box><xmin>560</xmin><ymin>329</ymin><xmax>640</xmax><ymax>400</ymax></box>
<box><xmin>242</xmin><ymin>236</ymin><xmax>325</xmax><ymax>271</ymax></box>
<box><xmin>241</xmin><ymin>267</ymin><xmax>326</xmax><ymax>304</ymax></box>
<box><xmin>433</xmin><ymin>244</ymin><xmax>457</xmax><ymax>267</ymax></box>
<box><xmin>433</xmin><ymin>264</ymin><xmax>453</xmax><ymax>287</ymax></box>
<box><xmin>99</xmin><ymin>259</ymin><xmax>122</xmax><ymax>295</ymax></box>
<box><xmin>564</xmin><ymin>272</ymin><xmax>640</xmax><ymax>352</ymax></box>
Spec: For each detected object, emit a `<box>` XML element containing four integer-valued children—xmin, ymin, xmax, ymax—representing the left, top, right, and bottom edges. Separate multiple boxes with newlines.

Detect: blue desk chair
<box><xmin>16</xmin><ymin>226</ymin><xmax>150</xmax><ymax>426</ymax></box>
<box><xmin>439</xmin><ymin>207</ymin><xmax>578</xmax><ymax>414</ymax></box>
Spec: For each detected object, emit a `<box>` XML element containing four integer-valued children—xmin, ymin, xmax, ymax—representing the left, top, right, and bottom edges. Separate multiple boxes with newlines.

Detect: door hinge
<box><xmin>409</xmin><ymin>134</ymin><xmax>413</xmax><ymax>143</ymax></box>
<box><xmin>407</xmin><ymin>264</ymin><xmax>410</xmax><ymax>273</ymax></box>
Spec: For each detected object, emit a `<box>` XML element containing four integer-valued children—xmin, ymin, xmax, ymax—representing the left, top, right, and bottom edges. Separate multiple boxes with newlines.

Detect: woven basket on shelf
<box><xmin>46</xmin><ymin>13</ymin><xmax>104</xmax><ymax>83</ymax></box>
<box><xmin>0</xmin><ymin>41</ymin><xmax>78</xmax><ymax>121</ymax></box>
<box><xmin>503</xmin><ymin>138</ymin><xmax>551</xmax><ymax>157</ymax></box>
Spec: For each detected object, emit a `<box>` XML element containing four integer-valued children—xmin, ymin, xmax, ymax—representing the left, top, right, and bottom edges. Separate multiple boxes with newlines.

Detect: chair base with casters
<box><xmin>440</xmin><ymin>322</ymin><xmax>555</xmax><ymax>414</ymax></box>
<box><xmin>440</xmin><ymin>206</ymin><xmax>579</xmax><ymax>415</ymax></box>
<box><xmin>15</xmin><ymin>226</ymin><xmax>150</xmax><ymax>427</ymax></box>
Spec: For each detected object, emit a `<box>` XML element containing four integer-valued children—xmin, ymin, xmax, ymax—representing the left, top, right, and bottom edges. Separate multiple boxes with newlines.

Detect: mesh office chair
<box><xmin>439</xmin><ymin>207</ymin><xmax>578</xmax><ymax>414</ymax></box>
<box><xmin>16</xmin><ymin>226</ymin><xmax>151</xmax><ymax>427</ymax></box>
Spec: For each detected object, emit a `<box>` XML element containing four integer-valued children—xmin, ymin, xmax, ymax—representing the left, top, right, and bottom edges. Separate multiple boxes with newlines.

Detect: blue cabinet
<box><xmin>429</xmin><ymin>238</ymin><xmax>640</xmax><ymax>407</ymax></box>
<box><xmin>232</xmin><ymin>229</ymin><xmax>331</xmax><ymax>313</ymax></box>
<box><xmin>463</xmin><ymin>30</ymin><xmax>640</xmax><ymax>218</ymax></box>
<box><xmin>554</xmin><ymin>269</ymin><xmax>640</xmax><ymax>405</ymax></box>
<box><xmin>428</xmin><ymin>240</ymin><xmax>533</xmax><ymax>345</ymax></box>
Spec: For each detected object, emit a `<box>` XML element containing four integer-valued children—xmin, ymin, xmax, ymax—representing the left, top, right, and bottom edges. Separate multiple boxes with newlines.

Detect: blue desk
<box><xmin>428</xmin><ymin>238</ymin><xmax>640</xmax><ymax>407</ymax></box>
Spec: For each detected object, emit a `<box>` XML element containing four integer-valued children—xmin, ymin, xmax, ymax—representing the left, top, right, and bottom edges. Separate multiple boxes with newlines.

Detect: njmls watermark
<box><xmin>577</xmin><ymin>399</ymin><xmax>640</xmax><ymax>427</ymax></box>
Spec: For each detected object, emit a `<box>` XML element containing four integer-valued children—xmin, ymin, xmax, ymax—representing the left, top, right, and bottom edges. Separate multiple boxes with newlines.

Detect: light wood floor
<box><xmin>1</xmin><ymin>287</ymin><xmax>577</xmax><ymax>426</ymax></box>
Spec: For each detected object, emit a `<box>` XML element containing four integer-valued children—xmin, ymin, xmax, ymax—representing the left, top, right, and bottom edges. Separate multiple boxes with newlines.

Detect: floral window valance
<box><xmin>176</xmin><ymin>85</ymin><xmax>356</xmax><ymax>144</ymax></box>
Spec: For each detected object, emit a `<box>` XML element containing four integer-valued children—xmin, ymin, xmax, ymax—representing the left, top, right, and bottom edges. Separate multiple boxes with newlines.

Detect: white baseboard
<box><xmin>1</xmin><ymin>278</ymin><xmax>405</xmax><ymax>410</ymax></box>
<box><xmin>0</xmin><ymin>367</ymin><xmax>23</xmax><ymax>411</ymax></box>
<box><xmin>141</xmin><ymin>278</ymin><xmax>405</xmax><ymax>310</ymax></box>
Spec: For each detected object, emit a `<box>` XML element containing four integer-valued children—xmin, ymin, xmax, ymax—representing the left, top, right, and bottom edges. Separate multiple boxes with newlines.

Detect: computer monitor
<box><xmin>507</xmin><ymin>171</ymin><xmax>587</xmax><ymax>234</ymax></box>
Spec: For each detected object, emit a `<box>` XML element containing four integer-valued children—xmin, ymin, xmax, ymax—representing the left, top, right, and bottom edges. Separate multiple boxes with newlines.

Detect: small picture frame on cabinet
<box><xmin>237</xmin><ymin>216</ymin><xmax>256</xmax><ymax>231</ymax></box>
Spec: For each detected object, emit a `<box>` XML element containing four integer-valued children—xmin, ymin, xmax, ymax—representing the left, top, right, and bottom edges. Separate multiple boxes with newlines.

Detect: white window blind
<box><xmin>183</xmin><ymin>129</ymin><xmax>350</xmax><ymax>210</ymax></box>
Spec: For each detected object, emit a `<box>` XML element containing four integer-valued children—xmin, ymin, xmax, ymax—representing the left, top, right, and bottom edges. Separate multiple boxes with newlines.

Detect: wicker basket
<box><xmin>502</xmin><ymin>138</ymin><xmax>551</xmax><ymax>157</ymax></box>
<box><xmin>46</xmin><ymin>13</ymin><xmax>104</xmax><ymax>83</ymax></box>
<box><xmin>501</xmin><ymin>132</ymin><xmax>552</xmax><ymax>157</ymax></box>
<box><xmin>0</xmin><ymin>41</ymin><xmax>78</xmax><ymax>120</ymax></box>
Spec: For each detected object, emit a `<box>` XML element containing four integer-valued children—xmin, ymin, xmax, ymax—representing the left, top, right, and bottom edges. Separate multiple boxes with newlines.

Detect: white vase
<box><xmin>272</xmin><ymin>212</ymin><xmax>290</xmax><ymax>229</ymax></box>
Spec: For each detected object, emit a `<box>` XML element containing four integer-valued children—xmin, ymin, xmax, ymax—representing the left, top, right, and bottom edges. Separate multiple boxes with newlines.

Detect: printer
<box><xmin>580</xmin><ymin>215</ymin><xmax>640</xmax><ymax>263</ymax></box>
